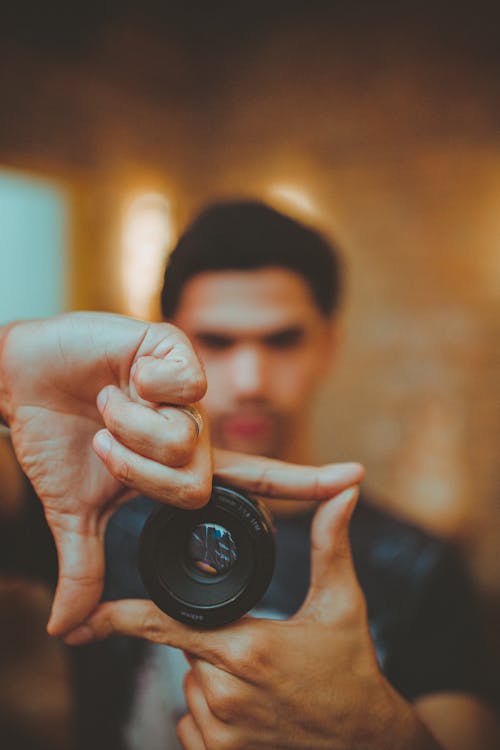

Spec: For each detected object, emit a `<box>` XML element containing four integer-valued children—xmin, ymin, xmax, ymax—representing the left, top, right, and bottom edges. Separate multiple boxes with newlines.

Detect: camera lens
<box><xmin>187</xmin><ymin>523</ymin><xmax>238</xmax><ymax>576</ymax></box>
<box><xmin>137</xmin><ymin>484</ymin><xmax>275</xmax><ymax>628</ymax></box>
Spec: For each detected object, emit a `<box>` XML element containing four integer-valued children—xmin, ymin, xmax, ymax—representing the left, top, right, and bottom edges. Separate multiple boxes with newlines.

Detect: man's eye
<box><xmin>265</xmin><ymin>329</ymin><xmax>305</xmax><ymax>349</ymax></box>
<box><xmin>195</xmin><ymin>333</ymin><xmax>233</xmax><ymax>351</ymax></box>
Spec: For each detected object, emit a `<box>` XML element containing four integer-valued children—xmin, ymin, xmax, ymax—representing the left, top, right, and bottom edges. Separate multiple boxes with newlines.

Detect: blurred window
<box><xmin>0</xmin><ymin>169</ymin><xmax>68</xmax><ymax>324</ymax></box>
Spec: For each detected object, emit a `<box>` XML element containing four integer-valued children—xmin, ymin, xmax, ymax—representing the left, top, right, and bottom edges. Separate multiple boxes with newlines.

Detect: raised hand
<box><xmin>0</xmin><ymin>312</ymin><xmax>211</xmax><ymax>635</ymax></box>
<box><xmin>60</xmin><ymin>460</ymin><xmax>436</xmax><ymax>750</ymax></box>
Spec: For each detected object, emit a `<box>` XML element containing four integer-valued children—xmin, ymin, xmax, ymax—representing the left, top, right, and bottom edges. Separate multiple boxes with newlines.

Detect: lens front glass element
<box><xmin>187</xmin><ymin>523</ymin><xmax>238</xmax><ymax>576</ymax></box>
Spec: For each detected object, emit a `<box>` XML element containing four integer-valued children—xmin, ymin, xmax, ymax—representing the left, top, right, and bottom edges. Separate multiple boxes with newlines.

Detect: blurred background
<box><xmin>0</xmin><ymin>0</ymin><xmax>499</xmax><ymax>746</ymax></box>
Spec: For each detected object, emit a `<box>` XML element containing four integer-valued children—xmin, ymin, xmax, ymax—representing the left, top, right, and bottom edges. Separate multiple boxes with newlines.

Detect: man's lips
<box><xmin>222</xmin><ymin>415</ymin><xmax>274</xmax><ymax>439</ymax></box>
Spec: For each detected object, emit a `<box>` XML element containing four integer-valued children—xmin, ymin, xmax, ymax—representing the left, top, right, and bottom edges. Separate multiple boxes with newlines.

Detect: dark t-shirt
<box><xmin>1</xmin><ymin>488</ymin><xmax>488</xmax><ymax>749</ymax></box>
<box><xmin>103</xmin><ymin>493</ymin><xmax>486</xmax><ymax>703</ymax></box>
<box><xmin>268</xmin><ymin>498</ymin><xmax>485</xmax><ymax>700</ymax></box>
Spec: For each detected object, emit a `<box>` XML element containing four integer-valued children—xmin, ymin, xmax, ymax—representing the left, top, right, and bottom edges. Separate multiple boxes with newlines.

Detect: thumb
<box><xmin>296</xmin><ymin>485</ymin><xmax>361</xmax><ymax>623</ymax></box>
<box><xmin>46</xmin><ymin>522</ymin><xmax>105</xmax><ymax>636</ymax></box>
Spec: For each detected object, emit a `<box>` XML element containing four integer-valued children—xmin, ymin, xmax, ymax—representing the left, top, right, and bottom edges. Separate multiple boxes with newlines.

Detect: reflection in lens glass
<box><xmin>188</xmin><ymin>523</ymin><xmax>238</xmax><ymax>575</ymax></box>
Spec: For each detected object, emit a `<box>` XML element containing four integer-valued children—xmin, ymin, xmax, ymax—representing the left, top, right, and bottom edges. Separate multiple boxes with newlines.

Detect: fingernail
<box><xmin>336</xmin><ymin>486</ymin><xmax>359</xmax><ymax>505</ymax></box>
<box><xmin>325</xmin><ymin>462</ymin><xmax>364</xmax><ymax>483</ymax></box>
<box><xmin>94</xmin><ymin>429</ymin><xmax>112</xmax><ymax>459</ymax></box>
<box><xmin>96</xmin><ymin>387</ymin><xmax>109</xmax><ymax>414</ymax></box>
<box><xmin>64</xmin><ymin>624</ymin><xmax>94</xmax><ymax>646</ymax></box>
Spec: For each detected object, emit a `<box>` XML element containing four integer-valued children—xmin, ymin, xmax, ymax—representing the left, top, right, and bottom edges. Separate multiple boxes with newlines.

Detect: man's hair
<box><xmin>160</xmin><ymin>200</ymin><xmax>342</xmax><ymax>318</ymax></box>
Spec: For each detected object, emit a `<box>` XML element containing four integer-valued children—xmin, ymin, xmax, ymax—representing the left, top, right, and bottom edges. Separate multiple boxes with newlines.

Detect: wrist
<box><xmin>0</xmin><ymin>322</ymin><xmax>15</xmax><ymax>427</ymax></box>
<box><xmin>378</xmin><ymin>689</ymin><xmax>444</xmax><ymax>750</ymax></box>
<box><xmin>398</xmin><ymin>710</ymin><xmax>444</xmax><ymax>750</ymax></box>
<box><xmin>341</xmin><ymin>676</ymin><xmax>444</xmax><ymax>750</ymax></box>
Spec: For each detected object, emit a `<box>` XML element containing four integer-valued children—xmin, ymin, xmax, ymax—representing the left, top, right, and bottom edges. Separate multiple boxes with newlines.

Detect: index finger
<box><xmin>213</xmin><ymin>449</ymin><xmax>365</xmax><ymax>501</ymax></box>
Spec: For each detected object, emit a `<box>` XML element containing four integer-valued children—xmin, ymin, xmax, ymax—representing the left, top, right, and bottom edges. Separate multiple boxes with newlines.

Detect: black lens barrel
<box><xmin>137</xmin><ymin>484</ymin><xmax>275</xmax><ymax>628</ymax></box>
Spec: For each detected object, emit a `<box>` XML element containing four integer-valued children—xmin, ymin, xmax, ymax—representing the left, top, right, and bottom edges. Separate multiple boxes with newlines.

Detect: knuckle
<box><xmin>172</xmin><ymin>481</ymin><xmax>190</xmax><ymax>507</ymax></box>
<box><xmin>177</xmin><ymin>474</ymin><xmax>211</xmax><ymax>509</ymax></box>
<box><xmin>86</xmin><ymin>603</ymin><xmax>115</xmax><ymax>638</ymax></box>
<box><xmin>205</xmin><ymin>729</ymin><xmax>238</xmax><ymax>750</ymax></box>
<box><xmin>132</xmin><ymin>359</ymin><xmax>148</xmax><ymax>391</ymax></box>
<box><xmin>205</xmin><ymin>681</ymin><xmax>238</xmax><ymax>722</ymax></box>
<box><xmin>227</xmin><ymin>631</ymin><xmax>269</xmax><ymax>679</ymax></box>
<box><xmin>156</xmin><ymin>407</ymin><xmax>197</xmax><ymax>466</ymax></box>
<box><xmin>251</xmin><ymin>466</ymin><xmax>275</xmax><ymax>498</ymax></box>
<box><xmin>227</xmin><ymin>642</ymin><xmax>253</xmax><ymax>676</ymax></box>
<box><xmin>311</xmin><ymin>472</ymin><xmax>323</xmax><ymax>502</ymax></box>
<box><xmin>176</xmin><ymin>413</ymin><xmax>197</xmax><ymax>445</ymax></box>
<box><xmin>139</xmin><ymin>611</ymin><xmax>167</xmax><ymax>643</ymax></box>
<box><xmin>180</xmin><ymin>368</ymin><xmax>207</xmax><ymax>403</ymax></box>
<box><xmin>100</xmin><ymin>398</ymin><xmax>119</xmax><ymax>433</ymax></box>
<box><xmin>166</xmin><ymin>432</ymin><xmax>197</xmax><ymax>468</ymax></box>
<box><xmin>190</xmin><ymin>481</ymin><xmax>212</xmax><ymax>509</ymax></box>
<box><xmin>113</xmin><ymin>458</ymin><xmax>134</xmax><ymax>486</ymax></box>
<box><xmin>167</xmin><ymin>444</ymin><xmax>194</xmax><ymax>469</ymax></box>
<box><xmin>176</xmin><ymin>714</ymin><xmax>190</xmax><ymax>743</ymax></box>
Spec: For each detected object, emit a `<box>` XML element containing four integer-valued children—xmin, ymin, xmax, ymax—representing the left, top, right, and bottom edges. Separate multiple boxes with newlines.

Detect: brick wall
<box><xmin>0</xmin><ymin>3</ymin><xmax>498</xmax><ymax>595</ymax></box>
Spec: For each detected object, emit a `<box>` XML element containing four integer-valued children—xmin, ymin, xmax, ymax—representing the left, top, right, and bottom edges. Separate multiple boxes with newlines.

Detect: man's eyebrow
<box><xmin>193</xmin><ymin>331</ymin><xmax>235</xmax><ymax>347</ymax></box>
<box><xmin>263</xmin><ymin>326</ymin><xmax>306</xmax><ymax>346</ymax></box>
<box><xmin>192</xmin><ymin>325</ymin><xmax>306</xmax><ymax>347</ymax></box>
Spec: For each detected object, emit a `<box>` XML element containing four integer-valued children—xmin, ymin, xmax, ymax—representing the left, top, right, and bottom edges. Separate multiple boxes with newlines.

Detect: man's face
<box><xmin>172</xmin><ymin>267</ymin><xmax>336</xmax><ymax>459</ymax></box>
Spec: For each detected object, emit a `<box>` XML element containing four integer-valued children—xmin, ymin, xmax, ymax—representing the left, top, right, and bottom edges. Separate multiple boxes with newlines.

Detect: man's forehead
<box><xmin>172</xmin><ymin>267</ymin><xmax>322</xmax><ymax>331</ymax></box>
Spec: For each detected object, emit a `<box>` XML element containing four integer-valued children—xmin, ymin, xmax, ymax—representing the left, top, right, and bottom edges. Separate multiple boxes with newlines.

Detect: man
<box><xmin>65</xmin><ymin>201</ymin><xmax>499</xmax><ymax>749</ymax></box>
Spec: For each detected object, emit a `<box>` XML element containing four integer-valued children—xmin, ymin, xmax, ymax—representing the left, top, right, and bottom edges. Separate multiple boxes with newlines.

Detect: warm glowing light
<box><xmin>120</xmin><ymin>193</ymin><xmax>174</xmax><ymax>318</ymax></box>
<box><xmin>267</xmin><ymin>183</ymin><xmax>318</xmax><ymax>218</ymax></box>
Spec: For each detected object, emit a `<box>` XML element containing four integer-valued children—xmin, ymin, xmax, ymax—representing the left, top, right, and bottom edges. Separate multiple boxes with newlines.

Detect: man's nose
<box><xmin>230</xmin><ymin>346</ymin><xmax>268</xmax><ymax>398</ymax></box>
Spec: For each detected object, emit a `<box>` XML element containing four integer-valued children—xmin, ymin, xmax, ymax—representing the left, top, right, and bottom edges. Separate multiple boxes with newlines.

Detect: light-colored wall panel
<box><xmin>0</xmin><ymin>169</ymin><xmax>68</xmax><ymax>324</ymax></box>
